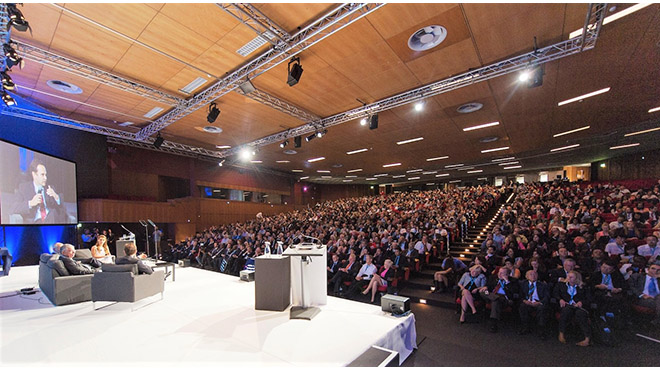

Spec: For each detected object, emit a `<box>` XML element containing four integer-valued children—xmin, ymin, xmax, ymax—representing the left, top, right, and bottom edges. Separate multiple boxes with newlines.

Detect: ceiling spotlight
<box><xmin>360</xmin><ymin>118</ymin><xmax>367</xmax><ymax>126</ymax></box>
<box><xmin>1</xmin><ymin>90</ymin><xmax>16</xmax><ymax>106</ymax></box>
<box><xmin>7</xmin><ymin>4</ymin><xmax>31</xmax><ymax>33</ymax></box>
<box><xmin>153</xmin><ymin>132</ymin><xmax>164</xmax><ymax>149</ymax></box>
<box><xmin>305</xmin><ymin>133</ymin><xmax>316</xmax><ymax>142</ymax></box>
<box><xmin>239</xmin><ymin>147</ymin><xmax>253</xmax><ymax>161</ymax></box>
<box><xmin>518</xmin><ymin>71</ymin><xmax>530</xmax><ymax>82</ymax></box>
<box><xmin>1</xmin><ymin>71</ymin><xmax>15</xmax><ymax>91</ymax></box>
<box><xmin>414</xmin><ymin>102</ymin><xmax>424</xmax><ymax>111</ymax></box>
<box><xmin>218</xmin><ymin>159</ymin><xmax>225</xmax><ymax>167</ymax></box>
<box><xmin>280</xmin><ymin>139</ymin><xmax>289</xmax><ymax>148</ymax></box>
<box><xmin>207</xmin><ymin>102</ymin><xmax>220</xmax><ymax>123</ymax></box>
<box><xmin>3</xmin><ymin>42</ymin><xmax>23</xmax><ymax>69</ymax></box>
<box><xmin>316</xmin><ymin>129</ymin><xmax>327</xmax><ymax>138</ymax></box>
<box><xmin>287</xmin><ymin>56</ymin><xmax>303</xmax><ymax>87</ymax></box>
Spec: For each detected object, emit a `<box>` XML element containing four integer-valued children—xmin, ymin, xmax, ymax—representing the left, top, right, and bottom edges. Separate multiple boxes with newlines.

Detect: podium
<box><xmin>254</xmin><ymin>256</ymin><xmax>290</xmax><ymax>311</ymax></box>
<box><xmin>283</xmin><ymin>242</ymin><xmax>327</xmax><ymax>320</ymax></box>
<box><xmin>116</xmin><ymin>237</ymin><xmax>135</xmax><ymax>259</ymax></box>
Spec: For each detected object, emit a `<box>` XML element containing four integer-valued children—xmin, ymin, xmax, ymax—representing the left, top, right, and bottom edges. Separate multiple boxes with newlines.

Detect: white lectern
<box><xmin>282</xmin><ymin>240</ymin><xmax>327</xmax><ymax>320</ymax></box>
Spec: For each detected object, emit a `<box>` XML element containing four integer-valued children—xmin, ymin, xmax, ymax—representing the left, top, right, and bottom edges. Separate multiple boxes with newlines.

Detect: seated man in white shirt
<box><xmin>413</xmin><ymin>235</ymin><xmax>432</xmax><ymax>256</ymax></box>
<box><xmin>638</xmin><ymin>235</ymin><xmax>660</xmax><ymax>261</ymax></box>
<box><xmin>630</xmin><ymin>262</ymin><xmax>660</xmax><ymax>326</ymax></box>
<box><xmin>346</xmin><ymin>254</ymin><xmax>378</xmax><ymax>298</ymax></box>
<box><xmin>604</xmin><ymin>234</ymin><xmax>626</xmax><ymax>257</ymax></box>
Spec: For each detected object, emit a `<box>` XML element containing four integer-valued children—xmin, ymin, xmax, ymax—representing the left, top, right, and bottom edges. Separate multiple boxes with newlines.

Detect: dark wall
<box><xmin>0</xmin><ymin>115</ymin><xmax>109</xmax><ymax>198</ymax></box>
<box><xmin>592</xmin><ymin>148</ymin><xmax>660</xmax><ymax>181</ymax></box>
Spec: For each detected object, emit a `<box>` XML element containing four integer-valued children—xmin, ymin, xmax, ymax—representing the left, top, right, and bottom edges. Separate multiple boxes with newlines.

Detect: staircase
<box><xmin>396</xmin><ymin>194</ymin><xmax>508</xmax><ymax>309</ymax></box>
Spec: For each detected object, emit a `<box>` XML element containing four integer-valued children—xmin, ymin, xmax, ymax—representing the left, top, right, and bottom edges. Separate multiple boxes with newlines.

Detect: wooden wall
<box><xmin>593</xmin><ymin>149</ymin><xmax>660</xmax><ymax>181</ymax></box>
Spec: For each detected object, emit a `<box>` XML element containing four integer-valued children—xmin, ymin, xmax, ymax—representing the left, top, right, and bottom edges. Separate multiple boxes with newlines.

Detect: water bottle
<box><xmin>276</xmin><ymin>241</ymin><xmax>283</xmax><ymax>255</ymax></box>
<box><xmin>264</xmin><ymin>242</ymin><xmax>271</xmax><ymax>257</ymax></box>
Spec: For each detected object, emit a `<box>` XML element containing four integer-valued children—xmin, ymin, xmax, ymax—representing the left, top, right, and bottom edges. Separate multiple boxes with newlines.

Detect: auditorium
<box><xmin>1</xmin><ymin>2</ymin><xmax>660</xmax><ymax>367</ymax></box>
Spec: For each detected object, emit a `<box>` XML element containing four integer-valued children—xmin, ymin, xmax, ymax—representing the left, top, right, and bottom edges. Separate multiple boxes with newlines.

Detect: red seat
<box><xmin>632</xmin><ymin>304</ymin><xmax>655</xmax><ymax>316</ymax></box>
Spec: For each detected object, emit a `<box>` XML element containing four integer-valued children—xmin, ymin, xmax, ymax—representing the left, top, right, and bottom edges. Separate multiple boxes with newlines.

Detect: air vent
<box><xmin>479</xmin><ymin>136</ymin><xmax>499</xmax><ymax>143</ymax></box>
<box><xmin>203</xmin><ymin>126</ymin><xmax>223</xmax><ymax>134</ymax></box>
<box><xmin>408</xmin><ymin>25</ymin><xmax>447</xmax><ymax>51</ymax></box>
<box><xmin>179</xmin><ymin>77</ymin><xmax>207</xmax><ymax>94</ymax></box>
<box><xmin>457</xmin><ymin>102</ymin><xmax>483</xmax><ymax>113</ymax></box>
<box><xmin>237</xmin><ymin>31</ymin><xmax>275</xmax><ymax>57</ymax></box>
<box><xmin>118</xmin><ymin>121</ymin><xmax>134</xmax><ymax>127</ymax></box>
<box><xmin>332</xmin><ymin>164</ymin><xmax>343</xmax><ymax>168</ymax></box>
<box><xmin>283</xmin><ymin>149</ymin><xmax>297</xmax><ymax>155</ymax></box>
<box><xmin>46</xmin><ymin>80</ymin><xmax>82</xmax><ymax>94</ymax></box>
<box><xmin>144</xmin><ymin>107</ymin><xmax>164</xmax><ymax>118</ymax></box>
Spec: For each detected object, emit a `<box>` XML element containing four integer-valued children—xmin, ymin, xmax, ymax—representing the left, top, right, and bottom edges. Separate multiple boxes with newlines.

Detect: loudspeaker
<box><xmin>369</xmin><ymin>114</ymin><xmax>378</xmax><ymax>130</ymax></box>
<box><xmin>240</xmin><ymin>269</ymin><xmax>255</xmax><ymax>282</ymax></box>
<box><xmin>178</xmin><ymin>259</ymin><xmax>190</xmax><ymax>267</ymax></box>
<box><xmin>153</xmin><ymin>134</ymin><xmax>165</xmax><ymax>149</ymax></box>
<box><xmin>294</xmin><ymin>135</ymin><xmax>302</xmax><ymax>148</ymax></box>
<box><xmin>381</xmin><ymin>294</ymin><xmax>410</xmax><ymax>314</ymax></box>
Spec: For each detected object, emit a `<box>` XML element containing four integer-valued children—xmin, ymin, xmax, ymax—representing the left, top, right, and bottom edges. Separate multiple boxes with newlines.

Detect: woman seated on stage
<box><xmin>457</xmin><ymin>265</ymin><xmax>486</xmax><ymax>323</ymax></box>
<box><xmin>91</xmin><ymin>234</ymin><xmax>113</xmax><ymax>264</ymax></box>
<box><xmin>362</xmin><ymin>259</ymin><xmax>395</xmax><ymax>303</ymax></box>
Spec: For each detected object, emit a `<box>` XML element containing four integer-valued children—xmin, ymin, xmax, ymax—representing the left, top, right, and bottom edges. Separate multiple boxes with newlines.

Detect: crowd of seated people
<box><xmin>452</xmin><ymin>180</ymin><xmax>660</xmax><ymax>346</ymax></box>
<box><xmin>163</xmin><ymin>186</ymin><xmax>503</xmax><ymax>297</ymax></box>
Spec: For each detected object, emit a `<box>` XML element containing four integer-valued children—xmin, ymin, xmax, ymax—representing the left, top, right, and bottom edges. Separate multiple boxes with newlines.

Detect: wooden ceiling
<box><xmin>8</xmin><ymin>3</ymin><xmax>660</xmax><ymax>185</ymax></box>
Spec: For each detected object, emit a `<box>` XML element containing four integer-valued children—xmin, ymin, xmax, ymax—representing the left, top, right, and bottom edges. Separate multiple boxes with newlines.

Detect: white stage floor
<box><xmin>0</xmin><ymin>265</ymin><xmax>416</xmax><ymax>367</ymax></box>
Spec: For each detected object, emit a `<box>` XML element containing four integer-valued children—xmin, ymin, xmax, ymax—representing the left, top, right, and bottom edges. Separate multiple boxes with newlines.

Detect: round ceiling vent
<box><xmin>203</xmin><ymin>126</ymin><xmax>223</xmax><ymax>134</ymax></box>
<box><xmin>479</xmin><ymin>136</ymin><xmax>499</xmax><ymax>143</ymax></box>
<box><xmin>408</xmin><ymin>25</ymin><xmax>448</xmax><ymax>51</ymax></box>
<box><xmin>283</xmin><ymin>149</ymin><xmax>297</xmax><ymax>155</ymax></box>
<box><xmin>457</xmin><ymin>102</ymin><xmax>483</xmax><ymax>114</ymax></box>
<box><xmin>332</xmin><ymin>164</ymin><xmax>343</xmax><ymax>168</ymax></box>
<box><xmin>46</xmin><ymin>80</ymin><xmax>82</xmax><ymax>94</ymax></box>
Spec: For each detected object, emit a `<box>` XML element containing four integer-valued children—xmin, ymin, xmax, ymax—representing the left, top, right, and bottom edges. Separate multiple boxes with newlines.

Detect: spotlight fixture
<box><xmin>207</xmin><ymin>102</ymin><xmax>220</xmax><ymax>123</ymax></box>
<box><xmin>1</xmin><ymin>71</ymin><xmax>15</xmax><ymax>90</ymax></box>
<box><xmin>360</xmin><ymin>118</ymin><xmax>367</xmax><ymax>126</ymax></box>
<box><xmin>369</xmin><ymin>114</ymin><xmax>378</xmax><ymax>130</ymax></box>
<box><xmin>1</xmin><ymin>89</ymin><xmax>16</xmax><ymax>106</ymax></box>
<box><xmin>287</xmin><ymin>56</ymin><xmax>303</xmax><ymax>87</ymax></box>
<box><xmin>239</xmin><ymin>147</ymin><xmax>253</xmax><ymax>161</ymax></box>
<box><xmin>294</xmin><ymin>135</ymin><xmax>302</xmax><ymax>148</ymax></box>
<box><xmin>280</xmin><ymin>139</ymin><xmax>289</xmax><ymax>148</ymax></box>
<box><xmin>305</xmin><ymin>133</ymin><xmax>316</xmax><ymax>142</ymax></box>
<box><xmin>218</xmin><ymin>159</ymin><xmax>225</xmax><ymax>167</ymax></box>
<box><xmin>238</xmin><ymin>78</ymin><xmax>256</xmax><ymax>94</ymax></box>
<box><xmin>316</xmin><ymin>129</ymin><xmax>327</xmax><ymax>138</ymax></box>
<box><xmin>3</xmin><ymin>42</ymin><xmax>23</xmax><ymax>69</ymax></box>
<box><xmin>153</xmin><ymin>132</ymin><xmax>164</xmax><ymax>149</ymax></box>
<box><xmin>7</xmin><ymin>4</ymin><xmax>31</xmax><ymax>33</ymax></box>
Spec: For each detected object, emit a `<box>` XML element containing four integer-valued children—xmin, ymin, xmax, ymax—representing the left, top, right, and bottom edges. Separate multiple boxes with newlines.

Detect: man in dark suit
<box><xmin>630</xmin><ymin>261</ymin><xmax>660</xmax><ymax>326</ymax></box>
<box><xmin>391</xmin><ymin>248</ymin><xmax>408</xmax><ymax>278</ymax></box>
<box><xmin>329</xmin><ymin>253</ymin><xmax>360</xmax><ymax>295</ymax></box>
<box><xmin>478</xmin><ymin>266</ymin><xmax>520</xmax><ymax>333</ymax></box>
<box><xmin>116</xmin><ymin>242</ymin><xmax>153</xmax><ymax>275</ymax></box>
<box><xmin>327</xmin><ymin>253</ymin><xmax>341</xmax><ymax>280</ymax></box>
<box><xmin>588</xmin><ymin>259</ymin><xmax>626</xmax><ymax>316</ymax></box>
<box><xmin>59</xmin><ymin>244</ymin><xmax>96</xmax><ymax>275</ymax></box>
<box><xmin>10</xmin><ymin>160</ymin><xmax>66</xmax><ymax>224</ymax></box>
<box><xmin>518</xmin><ymin>270</ymin><xmax>550</xmax><ymax>339</ymax></box>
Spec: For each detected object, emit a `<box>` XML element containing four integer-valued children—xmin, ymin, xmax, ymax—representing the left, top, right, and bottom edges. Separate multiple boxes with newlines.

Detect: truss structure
<box><xmin>14</xmin><ymin>41</ymin><xmax>183</xmax><ymax>106</ymax></box>
<box><xmin>218</xmin><ymin>3</ymin><xmax>291</xmax><ymax>45</ymax></box>
<box><xmin>218</xmin><ymin>3</ymin><xmax>608</xmax><ymax>158</ymax></box>
<box><xmin>0</xmin><ymin>4</ymin><xmax>10</xmax><ymax>71</ymax></box>
<box><xmin>240</xmin><ymin>88</ymin><xmax>320</xmax><ymax>122</ymax></box>
<box><xmin>136</xmin><ymin>3</ymin><xmax>385</xmax><ymax>140</ymax></box>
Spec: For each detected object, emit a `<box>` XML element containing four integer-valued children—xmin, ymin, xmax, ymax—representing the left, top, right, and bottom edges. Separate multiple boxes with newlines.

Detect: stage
<box><xmin>0</xmin><ymin>265</ymin><xmax>416</xmax><ymax>366</ymax></box>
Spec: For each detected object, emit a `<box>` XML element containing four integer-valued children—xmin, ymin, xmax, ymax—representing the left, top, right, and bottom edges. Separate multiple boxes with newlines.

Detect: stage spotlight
<box><xmin>1</xmin><ymin>71</ymin><xmax>15</xmax><ymax>91</ymax></box>
<box><xmin>287</xmin><ymin>56</ymin><xmax>303</xmax><ymax>87</ymax></box>
<box><xmin>1</xmin><ymin>90</ymin><xmax>16</xmax><ymax>106</ymax></box>
<box><xmin>518</xmin><ymin>71</ymin><xmax>530</xmax><ymax>82</ymax></box>
<box><xmin>207</xmin><ymin>102</ymin><xmax>220</xmax><ymax>123</ymax></box>
<box><xmin>360</xmin><ymin>118</ymin><xmax>367</xmax><ymax>126</ymax></box>
<box><xmin>239</xmin><ymin>147</ymin><xmax>253</xmax><ymax>161</ymax></box>
<box><xmin>280</xmin><ymin>139</ymin><xmax>289</xmax><ymax>148</ymax></box>
<box><xmin>7</xmin><ymin>4</ymin><xmax>31</xmax><ymax>33</ymax></box>
<box><xmin>294</xmin><ymin>135</ymin><xmax>302</xmax><ymax>148</ymax></box>
<box><xmin>153</xmin><ymin>132</ymin><xmax>164</xmax><ymax>149</ymax></box>
<box><xmin>316</xmin><ymin>129</ymin><xmax>327</xmax><ymax>138</ymax></box>
<box><xmin>218</xmin><ymin>159</ymin><xmax>225</xmax><ymax>167</ymax></box>
<box><xmin>305</xmin><ymin>133</ymin><xmax>316</xmax><ymax>142</ymax></box>
<box><xmin>526</xmin><ymin>64</ymin><xmax>544</xmax><ymax>88</ymax></box>
<box><xmin>3</xmin><ymin>42</ymin><xmax>23</xmax><ymax>69</ymax></box>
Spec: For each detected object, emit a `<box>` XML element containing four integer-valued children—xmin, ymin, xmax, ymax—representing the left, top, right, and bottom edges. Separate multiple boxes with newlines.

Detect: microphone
<box><xmin>120</xmin><ymin>224</ymin><xmax>135</xmax><ymax>237</ymax></box>
<box><xmin>147</xmin><ymin>219</ymin><xmax>157</xmax><ymax>228</ymax></box>
<box><xmin>138</xmin><ymin>220</ymin><xmax>147</xmax><ymax>227</ymax></box>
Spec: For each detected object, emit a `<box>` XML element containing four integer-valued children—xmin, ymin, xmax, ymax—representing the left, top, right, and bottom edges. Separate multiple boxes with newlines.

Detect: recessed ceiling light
<box><xmin>624</xmin><ymin>127</ymin><xmax>660</xmax><ymax>137</ymax></box>
<box><xmin>383</xmin><ymin>163</ymin><xmax>401</xmax><ymax>168</ymax></box>
<box><xmin>498</xmin><ymin>161</ymin><xmax>519</xmax><ymax>166</ymax></box>
<box><xmin>406</xmin><ymin>169</ymin><xmax>423</xmax><ymax>173</ymax></box>
<box><xmin>374</xmin><ymin>173</ymin><xmax>388</xmax><ymax>177</ymax></box>
<box><xmin>456</xmin><ymin>102</ymin><xmax>483</xmax><ymax>114</ymax></box>
<box><xmin>477</xmin><ymin>177</ymin><xmax>488</xmax><ymax>180</ymax></box>
<box><xmin>553</xmin><ymin>126</ymin><xmax>590</xmax><ymax>137</ymax></box>
<box><xmin>118</xmin><ymin>121</ymin><xmax>134</xmax><ymax>127</ymax></box>
<box><xmin>426</xmin><ymin>183</ymin><xmax>435</xmax><ymax>186</ymax></box>
<box><xmin>481</xmin><ymin>146</ymin><xmax>509</xmax><ymax>153</ymax></box>
<box><xmin>550</xmin><ymin>144</ymin><xmax>580</xmax><ymax>152</ymax></box>
<box><xmin>436</xmin><ymin>173</ymin><xmax>450</xmax><ymax>177</ymax></box>
<box><xmin>250</xmin><ymin>160</ymin><xmax>262</xmax><ymax>164</ymax></box>
<box><xmin>397</xmin><ymin>137</ymin><xmax>424</xmax><ymax>145</ymax></box>
<box><xmin>649</xmin><ymin>106</ymin><xmax>660</xmax><ymax>113</ymax></box>
<box><xmin>332</xmin><ymin>163</ymin><xmax>343</xmax><ymax>168</ymax></box>
<box><xmin>216</xmin><ymin>145</ymin><xmax>231</xmax><ymax>149</ymax></box>
<box><xmin>422</xmin><ymin>171</ymin><xmax>437</xmax><ymax>175</ymax></box>
<box><xmin>321</xmin><ymin>176</ymin><xmax>332</xmax><ymax>179</ymax></box>
<box><xmin>345</xmin><ymin>175</ymin><xmax>357</xmax><ymax>178</ymax></box>
<box><xmin>347</xmin><ymin>148</ymin><xmax>368</xmax><ymax>155</ymax></box>
<box><xmin>463</xmin><ymin>121</ymin><xmax>499</xmax><ymax>132</ymax></box>
<box><xmin>503</xmin><ymin>165</ymin><xmax>522</xmax><ymax>169</ymax></box>
<box><xmin>299</xmin><ymin>176</ymin><xmax>309</xmax><ymax>180</ymax></box>
<box><xmin>308</xmin><ymin>157</ymin><xmax>325</xmax><ymax>163</ymax></box>
<box><xmin>292</xmin><ymin>169</ymin><xmax>304</xmax><ymax>172</ymax></box>
<box><xmin>366</xmin><ymin>177</ymin><xmax>377</xmax><ymax>180</ymax></box>
<box><xmin>347</xmin><ymin>168</ymin><xmax>362</xmax><ymax>173</ymax></box>
<box><xmin>317</xmin><ymin>170</ymin><xmax>330</xmax><ymax>173</ymax></box>
<box><xmin>408</xmin><ymin>177</ymin><xmax>420</xmax><ymax>180</ymax></box>
<box><xmin>393</xmin><ymin>175</ymin><xmax>406</xmax><ymax>178</ymax></box>
<box><xmin>557</xmin><ymin>87</ymin><xmax>610</xmax><ymax>106</ymax></box>
<box><xmin>343</xmin><ymin>179</ymin><xmax>353</xmax><ymax>182</ymax></box>
<box><xmin>283</xmin><ymin>149</ymin><xmax>297</xmax><ymax>155</ymax></box>
<box><xmin>203</xmin><ymin>126</ymin><xmax>223</xmax><ymax>134</ymax></box>
<box><xmin>179</xmin><ymin>77</ymin><xmax>208</xmax><ymax>94</ymax></box>
<box><xmin>276</xmin><ymin>160</ymin><xmax>290</xmax><ymax>163</ymax></box>
<box><xmin>610</xmin><ymin>143</ymin><xmax>640</xmax><ymax>150</ymax></box>
<box><xmin>467</xmin><ymin>170</ymin><xmax>483</xmax><ymax>174</ymax></box>
<box><xmin>426</xmin><ymin>156</ymin><xmax>449</xmax><ymax>161</ymax></box>
<box><xmin>445</xmin><ymin>164</ymin><xmax>464</xmax><ymax>168</ymax></box>
<box><xmin>449</xmin><ymin>180</ymin><xmax>461</xmax><ymax>183</ymax></box>
<box><xmin>492</xmin><ymin>157</ymin><xmax>515</xmax><ymax>162</ymax></box>
<box><xmin>568</xmin><ymin>3</ymin><xmax>653</xmax><ymax>38</ymax></box>
<box><xmin>143</xmin><ymin>106</ymin><xmax>164</xmax><ymax>118</ymax></box>
<box><xmin>414</xmin><ymin>102</ymin><xmax>424</xmax><ymax>111</ymax></box>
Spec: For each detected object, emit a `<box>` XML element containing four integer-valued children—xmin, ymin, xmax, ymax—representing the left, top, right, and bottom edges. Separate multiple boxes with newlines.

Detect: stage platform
<box><xmin>0</xmin><ymin>265</ymin><xmax>416</xmax><ymax>366</ymax></box>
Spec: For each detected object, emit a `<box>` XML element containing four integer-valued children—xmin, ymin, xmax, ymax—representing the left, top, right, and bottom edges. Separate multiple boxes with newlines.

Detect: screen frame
<box><xmin>0</xmin><ymin>137</ymin><xmax>80</xmax><ymax>226</ymax></box>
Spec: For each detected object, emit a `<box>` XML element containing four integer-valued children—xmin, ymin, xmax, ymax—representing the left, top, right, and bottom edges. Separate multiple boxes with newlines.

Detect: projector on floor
<box><xmin>240</xmin><ymin>269</ymin><xmax>255</xmax><ymax>282</ymax></box>
<box><xmin>381</xmin><ymin>294</ymin><xmax>410</xmax><ymax>315</ymax></box>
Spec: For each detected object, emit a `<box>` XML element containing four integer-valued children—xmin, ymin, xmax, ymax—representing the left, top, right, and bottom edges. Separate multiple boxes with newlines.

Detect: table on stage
<box><xmin>145</xmin><ymin>260</ymin><xmax>175</xmax><ymax>281</ymax></box>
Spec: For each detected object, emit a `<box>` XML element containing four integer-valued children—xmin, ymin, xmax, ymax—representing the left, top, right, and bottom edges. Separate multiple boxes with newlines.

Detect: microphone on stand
<box><xmin>120</xmin><ymin>224</ymin><xmax>135</xmax><ymax>238</ymax></box>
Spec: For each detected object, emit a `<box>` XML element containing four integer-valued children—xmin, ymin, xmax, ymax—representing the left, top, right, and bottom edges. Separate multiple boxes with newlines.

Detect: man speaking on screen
<box><xmin>11</xmin><ymin>159</ymin><xmax>66</xmax><ymax>224</ymax></box>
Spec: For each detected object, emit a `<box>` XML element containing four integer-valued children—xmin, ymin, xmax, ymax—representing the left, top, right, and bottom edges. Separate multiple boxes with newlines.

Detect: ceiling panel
<box><xmin>63</xmin><ymin>3</ymin><xmax>158</xmax><ymax>40</ymax></box>
<box><xmin>111</xmin><ymin>45</ymin><xmax>188</xmax><ymax>93</ymax></box>
<box><xmin>17</xmin><ymin>4</ymin><xmax>62</xmax><ymax>48</ymax></box>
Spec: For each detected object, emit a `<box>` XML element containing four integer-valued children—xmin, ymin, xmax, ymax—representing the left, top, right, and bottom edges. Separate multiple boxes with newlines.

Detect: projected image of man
<box><xmin>11</xmin><ymin>160</ymin><xmax>66</xmax><ymax>224</ymax></box>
